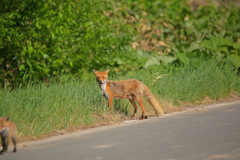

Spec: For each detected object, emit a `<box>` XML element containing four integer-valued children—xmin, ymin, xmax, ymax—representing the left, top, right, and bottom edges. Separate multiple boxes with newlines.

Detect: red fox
<box><xmin>0</xmin><ymin>117</ymin><xmax>18</xmax><ymax>153</ymax></box>
<box><xmin>93</xmin><ymin>69</ymin><xmax>164</xmax><ymax>120</ymax></box>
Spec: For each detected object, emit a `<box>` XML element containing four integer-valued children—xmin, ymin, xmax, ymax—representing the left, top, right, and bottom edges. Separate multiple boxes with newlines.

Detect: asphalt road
<box><xmin>1</xmin><ymin>102</ymin><xmax>240</xmax><ymax>160</ymax></box>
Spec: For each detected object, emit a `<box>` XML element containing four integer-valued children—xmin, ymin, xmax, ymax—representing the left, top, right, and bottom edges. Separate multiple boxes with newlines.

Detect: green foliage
<box><xmin>1</xmin><ymin>0</ymin><xmax>240</xmax><ymax>85</ymax></box>
<box><xmin>110</xmin><ymin>0</ymin><xmax>240</xmax><ymax>69</ymax></box>
<box><xmin>0</xmin><ymin>0</ymin><xmax>140</xmax><ymax>85</ymax></box>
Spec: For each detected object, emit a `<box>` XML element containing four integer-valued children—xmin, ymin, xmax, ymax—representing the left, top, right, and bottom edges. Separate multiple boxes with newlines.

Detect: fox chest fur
<box><xmin>100</xmin><ymin>83</ymin><xmax>109</xmax><ymax>99</ymax></box>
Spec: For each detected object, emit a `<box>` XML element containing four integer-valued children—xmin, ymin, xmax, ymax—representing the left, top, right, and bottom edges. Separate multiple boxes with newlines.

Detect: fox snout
<box><xmin>98</xmin><ymin>80</ymin><xmax>106</xmax><ymax>86</ymax></box>
<box><xmin>95</xmin><ymin>78</ymin><xmax>105</xmax><ymax>85</ymax></box>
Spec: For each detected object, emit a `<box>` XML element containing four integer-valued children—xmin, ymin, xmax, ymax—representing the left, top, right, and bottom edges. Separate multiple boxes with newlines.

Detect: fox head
<box><xmin>93</xmin><ymin>69</ymin><xmax>109</xmax><ymax>86</ymax></box>
<box><xmin>0</xmin><ymin>117</ymin><xmax>9</xmax><ymax>133</ymax></box>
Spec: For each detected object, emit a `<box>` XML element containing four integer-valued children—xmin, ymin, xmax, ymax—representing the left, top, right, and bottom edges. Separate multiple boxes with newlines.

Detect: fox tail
<box><xmin>144</xmin><ymin>89</ymin><xmax>164</xmax><ymax>116</ymax></box>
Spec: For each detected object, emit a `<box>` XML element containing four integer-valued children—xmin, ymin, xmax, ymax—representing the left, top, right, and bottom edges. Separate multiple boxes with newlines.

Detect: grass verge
<box><xmin>0</xmin><ymin>58</ymin><xmax>239</xmax><ymax>141</ymax></box>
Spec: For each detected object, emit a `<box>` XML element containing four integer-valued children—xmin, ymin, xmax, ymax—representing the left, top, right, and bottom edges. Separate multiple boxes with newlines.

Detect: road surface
<box><xmin>1</xmin><ymin>102</ymin><xmax>240</xmax><ymax>160</ymax></box>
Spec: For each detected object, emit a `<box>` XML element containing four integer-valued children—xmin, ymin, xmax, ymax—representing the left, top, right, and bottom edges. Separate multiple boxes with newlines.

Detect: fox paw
<box><xmin>139</xmin><ymin>117</ymin><xmax>144</xmax><ymax>120</ymax></box>
<box><xmin>130</xmin><ymin>116</ymin><xmax>136</xmax><ymax>120</ymax></box>
<box><xmin>139</xmin><ymin>115</ymin><xmax>148</xmax><ymax>120</ymax></box>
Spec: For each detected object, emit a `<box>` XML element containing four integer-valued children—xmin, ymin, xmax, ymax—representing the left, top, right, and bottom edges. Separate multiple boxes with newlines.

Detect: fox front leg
<box><xmin>1</xmin><ymin>137</ymin><xmax>8</xmax><ymax>153</ymax></box>
<box><xmin>108</xmin><ymin>97</ymin><xmax>113</xmax><ymax>111</ymax></box>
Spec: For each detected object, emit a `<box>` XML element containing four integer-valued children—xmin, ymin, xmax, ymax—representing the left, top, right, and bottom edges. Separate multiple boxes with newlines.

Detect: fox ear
<box><xmin>93</xmin><ymin>69</ymin><xmax>98</xmax><ymax>73</ymax></box>
<box><xmin>104</xmin><ymin>69</ymin><xmax>109</xmax><ymax>73</ymax></box>
<box><xmin>5</xmin><ymin>117</ymin><xmax>9</xmax><ymax>121</ymax></box>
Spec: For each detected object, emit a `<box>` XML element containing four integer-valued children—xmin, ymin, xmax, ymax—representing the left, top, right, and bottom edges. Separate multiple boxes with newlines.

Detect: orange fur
<box><xmin>93</xmin><ymin>69</ymin><xmax>164</xmax><ymax>120</ymax></box>
<box><xmin>0</xmin><ymin>117</ymin><xmax>18</xmax><ymax>153</ymax></box>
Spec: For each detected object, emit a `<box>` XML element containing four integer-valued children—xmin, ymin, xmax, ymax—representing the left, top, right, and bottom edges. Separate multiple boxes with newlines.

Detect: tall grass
<box><xmin>0</xmin><ymin>77</ymin><xmax>109</xmax><ymax>139</ymax></box>
<box><xmin>151</xmin><ymin>58</ymin><xmax>240</xmax><ymax>103</ymax></box>
<box><xmin>0</xmin><ymin>58</ymin><xmax>239</xmax><ymax>140</ymax></box>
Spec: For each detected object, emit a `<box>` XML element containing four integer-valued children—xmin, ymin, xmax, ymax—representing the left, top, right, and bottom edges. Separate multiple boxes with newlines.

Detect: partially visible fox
<box><xmin>0</xmin><ymin>117</ymin><xmax>18</xmax><ymax>153</ymax></box>
<box><xmin>93</xmin><ymin>69</ymin><xmax>164</xmax><ymax>120</ymax></box>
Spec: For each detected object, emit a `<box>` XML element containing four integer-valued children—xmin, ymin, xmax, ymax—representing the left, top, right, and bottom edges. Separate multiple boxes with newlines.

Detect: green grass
<box><xmin>0</xmin><ymin>58</ymin><xmax>239</xmax><ymax>140</ymax></box>
<box><xmin>0</xmin><ymin>77</ymin><xmax>109</xmax><ymax>139</ymax></box>
<box><xmin>150</xmin><ymin>58</ymin><xmax>240</xmax><ymax>103</ymax></box>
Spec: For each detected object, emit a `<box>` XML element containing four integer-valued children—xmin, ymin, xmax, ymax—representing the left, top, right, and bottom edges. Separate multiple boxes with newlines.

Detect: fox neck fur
<box><xmin>100</xmin><ymin>81</ymin><xmax>109</xmax><ymax>99</ymax></box>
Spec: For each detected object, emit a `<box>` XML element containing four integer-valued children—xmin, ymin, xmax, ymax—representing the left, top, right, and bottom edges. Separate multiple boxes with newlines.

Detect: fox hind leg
<box><xmin>12</xmin><ymin>137</ymin><xmax>17</xmax><ymax>152</ymax></box>
<box><xmin>134</xmin><ymin>95</ymin><xmax>148</xmax><ymax>120</ymax></box>
<box><xmin>129</xmin><ymin>98</ymin><xmax>138</xmax><ymax>118</ymax></box>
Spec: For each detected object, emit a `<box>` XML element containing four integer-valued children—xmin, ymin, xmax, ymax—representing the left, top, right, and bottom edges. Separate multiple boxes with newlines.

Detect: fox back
<box><xmin>93</xmin><ymin>69</ymin><xmax>147</xmax><ymax>96</ymax></box>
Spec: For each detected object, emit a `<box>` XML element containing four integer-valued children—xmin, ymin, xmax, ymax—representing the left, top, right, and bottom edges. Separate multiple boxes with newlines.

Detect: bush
<box><xmin>0</xmin><ymin>0</ymin><xmax>140</xmax><ymax>86</ymax></box>
<box><xmin>1</xmin><ymin>0</ymin><xmax>240</xmax><ymax>86</ymax></box>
